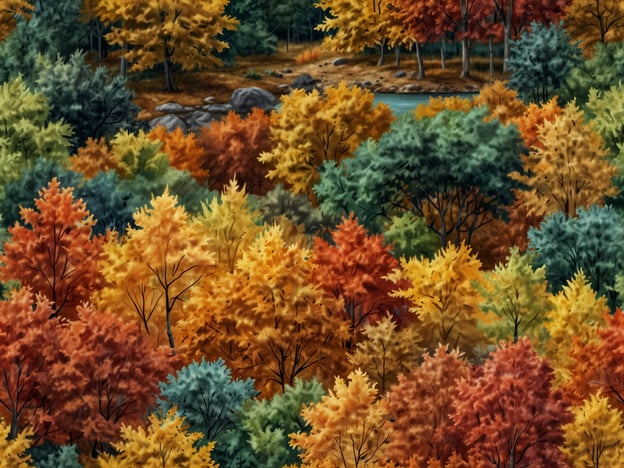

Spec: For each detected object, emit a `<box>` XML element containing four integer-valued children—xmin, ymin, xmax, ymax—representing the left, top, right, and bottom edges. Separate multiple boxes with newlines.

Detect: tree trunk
<box><xmin>489</xmin><ymin>35</ymin><xmax>495</xmax><ymax>81</ymax></box>
<box><xmin>286</xmin><ymin>25</ymin><xmax>290</xmax><ymax>53</ymax></box>
<box><xmin>415</xmin><ymin>42</ymin><xmax>425</xmax><ymax>79</ymax></box>
<box><xmin>461</xmin><ymin>37</ymin><xmax>471</xmax><ymax>79</ymax></box>
<box><xmin>503</xmin><ymin>0</ymin><xmax>514</xmax><ymax>72</ymax></box>
<box><xmin>164</xmin><ymin>59</ymin><xmax>177</xmax><ymax>92</ymax></box>
<box><xmin>377</xmin><ymin>37</ymin><xmax>388</xmax><ymax>66</ymax></box>
<box><xmin>395</xmin><ymin>45</ymin><xmax>401</xmax><ymax>67</ymax></box>
<box><xmin>120</xmin><ymin>44</ymin><xmax>127</xmax><ymax>78</ymax></box>
<box><xmin>440</xmin><ymin>37</ymin><xmax>446</xmax><ymax>69</ymax></box>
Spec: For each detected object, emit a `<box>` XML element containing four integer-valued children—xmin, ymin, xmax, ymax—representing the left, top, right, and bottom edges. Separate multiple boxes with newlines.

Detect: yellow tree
<box><xmin>562</xmin><ymin>393</ymin><xmax>624</xmax><ymax>468</ymax></box>
<box><xmin>95</xmin><ymin>189</ymin><xmax>215</xmax><ymax>350</ymax></box>
<box><xmin>0</xmin><ymin>419</ymin><xmax>32</xmax><ymax>468</ymax></box>
<box><xmin>289</xmin><ymin>369</ymin><xmax>392</xmax><ymax>467</ymax></box>
<box><xmin>414</xmin><ymin>95</ymin><xmax>474</xmax><ymax>120</ymax></box>
<box><xmin>176</xmin><ymin>225</ymin><xmax>350</xmax><ymax>397</ymax></box>
<box><xmin>347</xmin><ymin>315</ymin><xmax>423</xmax><ymax>394</ymax></box>
<box><xmin>513</xmin><ymin>102</ymin><xmax>617</xmax><ymax>217</ymax></box>
<box><xmin>477</xmin><ymin>247</ymin><xmax>553</xmax><ymax>343</ymax></box>
<box><xmin>472</xmin><ymin>80</ymin><xmax>526</xmax><ymax>125</ymax></box>
<box><xmin>315</xmin><ymin>0</ymin><xmax>406</xmax><ymax>66</ymax></box>
<box><xmin>260</xmin><ymin>82</ymin><xmax>393</xmax><ymax>202</ymax></box>
<box><xmin>564</xmin><ymin>0</ymin><xmax>624</xmax><ymax>52</ymax></box>
<box><xmin>97</xmin><ymin>409</ymin><xmax>218</xmax><ymax>467</ymax></box>
<box><xmin>95</xmin><ymin>0</ymin><xmax>237</xmax><ymax>91</ymax></box>
<box><xmin>388</xmin><ymin>243</ymin><xmax>487</xmax><ymax>357</ymax></box>
<box><xmin>0</xmin><ymin>0</ymin><xmax>31</xmax><ymax>41</ymax></box>
<box><xmin>543</xmin><ymin>271</ymin><xmax>608</xmax><ymax>385</ymax></box>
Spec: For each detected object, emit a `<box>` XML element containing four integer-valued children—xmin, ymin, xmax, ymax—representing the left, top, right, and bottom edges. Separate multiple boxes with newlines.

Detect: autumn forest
<box><xmin>1</xmin><ymin>0</ymin><xmax>624</xmax><ymax>467</ymax></box>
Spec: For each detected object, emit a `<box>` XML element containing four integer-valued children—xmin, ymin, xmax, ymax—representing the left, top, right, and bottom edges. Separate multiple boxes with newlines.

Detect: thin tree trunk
<box><xmin>164</xmin><ymin>59</ymin><xmax>177</xmax><ymax>92</ymax></box>
<box><xmin>377</xmin><ymin>37</ymin><xmax>388</xmax><ymax>66</ymax></box>
<box><xmin>415</xmin><ymin>42</ymin><xmax>425</xmax><ymax>79</ymax></box>
<box><xmin>395</xmin><ymin>45</ymin><xmax>401</xmax><ymax>66</ymax></box>
<box><xmin>489</xmin><ymin>35</ymin><xmax>495</xmax><ymax>81</ymax></box>
<box><xmin>503</xmin><ymin>0</ymin><xmax>514</xmax><ymax>72</ymax></box>
<box><xmin>461</xmin><ymin>37</ymin><xmax>471</xmax><ymax>79</ymax></box>
<box><xmin>120</xmin><ymin>44</ymin><xmax>127</xmax><ymax>78</ymax></box>
<box><xmin>440</xmin><ymin>37</ymin><xmax>446</xmax><ymax>69</ymax></box>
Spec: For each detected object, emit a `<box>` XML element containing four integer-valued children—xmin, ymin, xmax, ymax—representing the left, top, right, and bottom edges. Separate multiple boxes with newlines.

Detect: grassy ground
<box><xmin>96</xmin><ymin>41</ymin><xmax>510</xmax><ymax>121</ymax></box>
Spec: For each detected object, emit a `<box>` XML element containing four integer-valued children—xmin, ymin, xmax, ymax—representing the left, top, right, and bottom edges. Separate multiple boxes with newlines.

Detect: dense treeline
<box><xmin>2</xmin><ymin>0</ymin><xmax>624</xmax><ymax>466</ymax></box>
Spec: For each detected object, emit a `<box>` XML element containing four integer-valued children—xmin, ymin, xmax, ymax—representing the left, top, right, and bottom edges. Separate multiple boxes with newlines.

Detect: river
<box><xmin>374</xmin><ymin>92</ymin><xmax>478</xmax><ymax>115</ymax></box>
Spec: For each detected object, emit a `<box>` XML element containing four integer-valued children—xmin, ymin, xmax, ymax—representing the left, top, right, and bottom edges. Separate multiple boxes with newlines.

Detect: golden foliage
<box><xmin>414</xmin><ymin>95</ymin><xmax>474</xmax><ymax>120</ymax></box>
<box><xmin>513</xmin><ymin>102</ymin><xmax>618</xmax><ymax>217</ymax></box>
<box><xmin>389</xmin><ymin>243</ymin><xmax>486</xmax><ymax>357</ymax></box>
<box><xmin>69</xmin><ymin>137</ymin><xmax>121</xmax><ymax>178</ymax></box>
<box><xmin>260</xmin><ymin>82</ymin><xmax>393</xmax><ymax>201</ymax></box>
<box><xmin>562</xmin><ymin>393</ymin><xmax>624</xmax><ymax>467</ymax></box>
<box><xmin>290</xmin><ymin>369</ymin><xmax>392</xmax><ymax>467</ymax></box>
<box><xmin>513</xmin><ymin>97</ymin><xmax>562</xmax><ymax>150</ymax></box>
<box><xmin>473</xmin><ymin>80</ymin><xmax>526</xmax><ymax>124</ymax></box>
<box><xmin>0</xmin><ymin>419</ymin><xmax>32</xmax><ymax>468</ymax></box>
<box><xmin>97</xmin><ymin>409</ymin><xmax>218</xmax><ymax>467</ymax></box>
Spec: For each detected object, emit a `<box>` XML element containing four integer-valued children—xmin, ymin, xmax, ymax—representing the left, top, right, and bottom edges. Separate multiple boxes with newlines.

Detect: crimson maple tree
<box><xmin>451</xmin><ymin>338</ymin><xmax>571</xmax><ymax>467</ymax></box>
<box><xmin>0</xmin><ymin>178</ymin><xmax>105</xmax><ymax>320</ymax></box>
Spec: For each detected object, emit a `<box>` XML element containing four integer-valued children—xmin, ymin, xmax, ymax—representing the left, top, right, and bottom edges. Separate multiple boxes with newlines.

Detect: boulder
<box><xmin>155</xmin><ymin>102</ymin><xmax>193</xmax><ymax>113</ymax></box>
<box><xmin>394</xmin><ymin>70</ymin><xmax>407</xmax><ymax>78</ymax></box>
<box><xmin>291</xmin><ymin>73</ymin><xmax>322</xmax><ymax>93</ymax></box>
<box><xmin>332</xmin><ymin>57</ymin><xmax>349</xmax><ymax>66</ymax></box>
<box><xmin>230</xmin><ymin>87</ymin><xmax>278</xmax><ymax>114</ymax></box>
<box><xmin>148</xmin><ymin>114</ymin><xmax>188</xmax><ymax>132</ymax></box>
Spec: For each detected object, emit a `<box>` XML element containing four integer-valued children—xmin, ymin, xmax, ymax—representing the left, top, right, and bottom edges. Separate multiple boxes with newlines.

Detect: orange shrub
<box><xmin>295</xmin><ymin>46</ymin><xmax>321</xmax><ymax>64</ymax></box>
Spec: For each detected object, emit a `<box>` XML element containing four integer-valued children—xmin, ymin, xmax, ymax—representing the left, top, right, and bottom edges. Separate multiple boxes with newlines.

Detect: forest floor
<box><xmin>104</xmin><ymin>42</ymin><xmax>510</xmax><ymax>121</ymax></box>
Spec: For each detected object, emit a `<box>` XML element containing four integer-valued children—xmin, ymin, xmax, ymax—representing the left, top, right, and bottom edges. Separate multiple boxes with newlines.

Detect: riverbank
<box><xmin>121</xmin><ymin>42</ymin><xmax>508</xmax><ymax>121</ymax></box>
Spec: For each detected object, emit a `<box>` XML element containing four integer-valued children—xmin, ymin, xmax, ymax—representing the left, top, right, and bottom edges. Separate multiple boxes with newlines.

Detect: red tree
<box><xmin>386</xmin><ymin>346</ymin><xmax>470</xmax><ymax>466</ymax></box>
<box><xmin>0</xmin><ymin>289</ymin><xmax>61</xmax><ymax>441</ymax></box>
<box><xmin>311</xmin><ymin>215</ymin><xmax>405</xmax><ymax>347</ymax></box>
<box><xmin>451</xmin><ymin>338</ymin><xmax>571</xmax><ymax>467</ymax></box>
<box><xmin>0</xmin><ymin>178</ymin><xmax>104</xmax><ymax>320</ymax></box>
<box><xmin>42</xmin><ymin>305</ymin><xmax>176</xmax><ymax>455</ymax></box>
<box><xmin>197</xmin><ymin>108</ymin><xmax>274</xmax><ymax>195</ymax></box>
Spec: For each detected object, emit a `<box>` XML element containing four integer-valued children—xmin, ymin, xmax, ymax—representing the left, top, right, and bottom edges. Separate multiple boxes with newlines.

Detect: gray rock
<box><xmin>291</xmin><ymin>73</ymin><xmax>322</xmax><ymax>93</ymax></box>
<box><xmin>332</xmin><ymin>57</ymin><xmax>349</xmax><ymax>66</ymax></box>
<box><xmin>230</xmin><ymin>87</ymin><xmax>278</xmax><ymax>114</ymax></box>
<box><xmin>203</xmin><ymin>96</ymin><xmax>215</xmax><ymax>105</ymax></box>
<box><xmin>394</xmin><ymin>70</ymin><xmax>407</xmax><ymax>78</ymax></box>
<box><xmin>149</xmin><ymin>114</ymin><xmax>188</xmax><ymax>132</ymax></box>
<box><xmin>155</xmin><ymin>102</ymin><xmax>193</xmax><ymax>113</ymax></box>
<box><xmin>186</xmin><ymin>110</ymin><xmax>216</xmax><ymax>129</ymax></box>
<box><xmin>201</xmin><ymin>103</ymin><xmax>233</xmax><ymax>114</ymax></box>
<box><xmin>398</xmin><ymin>84</ymin><xmax>423</xmax><ymax>93</ymax></box>
<box><xmin>281</xmin><ymin>68</ymin><xmax>293</xmax><ymax>74</ymax></box>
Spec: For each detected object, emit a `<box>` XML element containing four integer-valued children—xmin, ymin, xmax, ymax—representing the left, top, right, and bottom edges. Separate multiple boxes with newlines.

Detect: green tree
<box><xmin>316</xmin><ymin>108</ymin><xmax>524</xmax><ymax>246</ymax></box>
<box><xmin>528</xmin><ymin>205</ymin><xmax>624</xmax><ymax>310</ymax></box>
<box><xmin>507</xmin><ymin>22</ymin><xmax>582</xmax><ymax>103</ymax></box>
<box><xmin>478</xmin><ymin>247</ymin><xmax>553</xmax><ymax>343</ymax></box>
<box><xmin>35</xmin><ymin>52</ymin><xmax>139</xmax><ymax>149</ymax></box>
<box><xmin>157</xmin><ymin>358</ymin><xmax>257</xmax><ymax>444</ymax></box>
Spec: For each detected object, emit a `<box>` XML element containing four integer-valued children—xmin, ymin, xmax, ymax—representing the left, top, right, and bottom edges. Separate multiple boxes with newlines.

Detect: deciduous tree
<box><xmin>0</xmin><ymin>417</ymin><xmax>32</xmax><ymax>467</ymax></box>
<box><xmin>197</xmin><ymin>108</ymin><xmax>273</xmax><ymax>194</ymax></box>
<box><xmin>514</xmin><ymin>102</ymin><xmax>617</xmax><ymax>217</ymax></box>
<box><xmin>451</xmin><ymin>338</ymin><xmax>571</xmax><ymax>467</ymax></box>
<box><xmin>472</xmin><ymin>80</ymin><xmax>526</xmax><ymax>124</ymax></box>
<box><xmin>386</xmin><ymin>346</ymin><xmax>470</xmax><ymax>467</ymax></box>
<box><xmin>95</xmin><ymin>189</ymin><xmax>215</xmax><ymax>349</ymax></box>
<box><xmin>289</xmin><ymin>369</ymin><xmax>392</xmax><ymax>467</ymax></box>
<box><xmin>312</xmin><ymin>215</ymin><xmax>404</xmax><ymax>346</ymax></box>
<box><xmin>0</xmin><ymin>178</ymin><xmax>104</xmax><ymax>320</ymax></box>
<box><xmin>97</xmin><ymin>0</ymin><xmax>238</xmax><ymax>91</ymax></box>
<box><xmin>0</xmin><ymin>0</ymin><xmax>31</xmax><ymax>41</ymax></box>
<box><xmin>477</xmin><ymin>247</ymin><xmax>552</xmax><ymax>343</ymax></box>
<box><xmin>564</xmin><ymin>0</ymin><xmax>624</xmax><ymax>51</ymax></box>
<box><xmin>513</xmin><ymin>97</ymin><xmax>562</xmax><ymax>149</ymax></box>
<box><xmin>347</xmin><ymin>315</ymin><xmax>423</xmax><ymax>393</ymax></box>
<box><xmin>260</xmin><ymin>83</ymin><xmax>393</xmax><ymax>202</ymax></box>
<box><xmin>44</xmin><ymin>304</ymin><xmax>176</xmax><ymax>454</ymax></box>
<box><xmin>388</xmin><ymin>243</ymin><xmax>486</xmax><ymax>357</ymax></box>
<box><xmin>561</xmin><ymin>393</ymin><xmax>624</xmax><ymax>467</ymax></box>
<box><xmin>97</xmin><ymin>409</ymin><xmax>218</xmax><ymax>467</ymax></box>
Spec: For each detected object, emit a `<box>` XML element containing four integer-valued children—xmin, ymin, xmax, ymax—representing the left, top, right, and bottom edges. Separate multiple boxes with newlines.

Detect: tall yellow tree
<box><xmin>513</xmin><ymin>102</ymin><xmax>617</xmax><ymax>217</ymax></box>
<box><xmin>289</xmin><ymin>369</ymin><xmax>392</xmax><ymax>467</ymax></box>
<box><xmin>176</xmin><ymin>225</ymin><xmax>350</xmax><ymax>397</ymax></box>
<box><xmin>388</xmin><ymin>243</ymin><xmax>487</xmax><ymax>357</ymax></box>
<box><xmin>0</xmin><ymin>0</ymin><xmax>31</xmax><ymax>41</ymax></box>
<box><xmin>543</xmin><ymin>271</ymin><xmax>608</xmax><ymax>385</ymax></box>
<box><xmin>315</xmin><ymin>0</ymin><xmax>406</xmax><ymax>66</ymax></box>
<box><xmin>0</xmin><ymin>419</ymin><xmax>32</xmax><ymax>468</ymax></box>
<box><xmin>95</xmin><ymin>0</ymin><xmax>237</xmax><ymax>91</ymax></box>
<box><xmin>95</xmin><ymin>189</ymin><xmax>215</xmax><ymax>350</ymax></box>
<box><xmin>562</xmin><ymin>393</ymin><xmax>624</xmax><ymax>468</ymax></box>
<box><xmin>260</xmin><ymin>82</ymin><xmax>393</xmax><ymax>202</ymax></box>
<box><xmin>97</xmin><ymin>409</ymin><xmax>218</xmax><ymax>467</ymax></box>
<box><xmin>564</xmin><ymin>0</ymin><xmax>624</xmax><ymax>52</ymax></box>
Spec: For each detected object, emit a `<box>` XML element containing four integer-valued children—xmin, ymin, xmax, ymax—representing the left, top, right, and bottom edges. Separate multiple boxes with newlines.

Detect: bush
<box><xmin>295</xmin><ymin>47</ymin><xmax>321</xmax><ymax>64</ymax></box>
